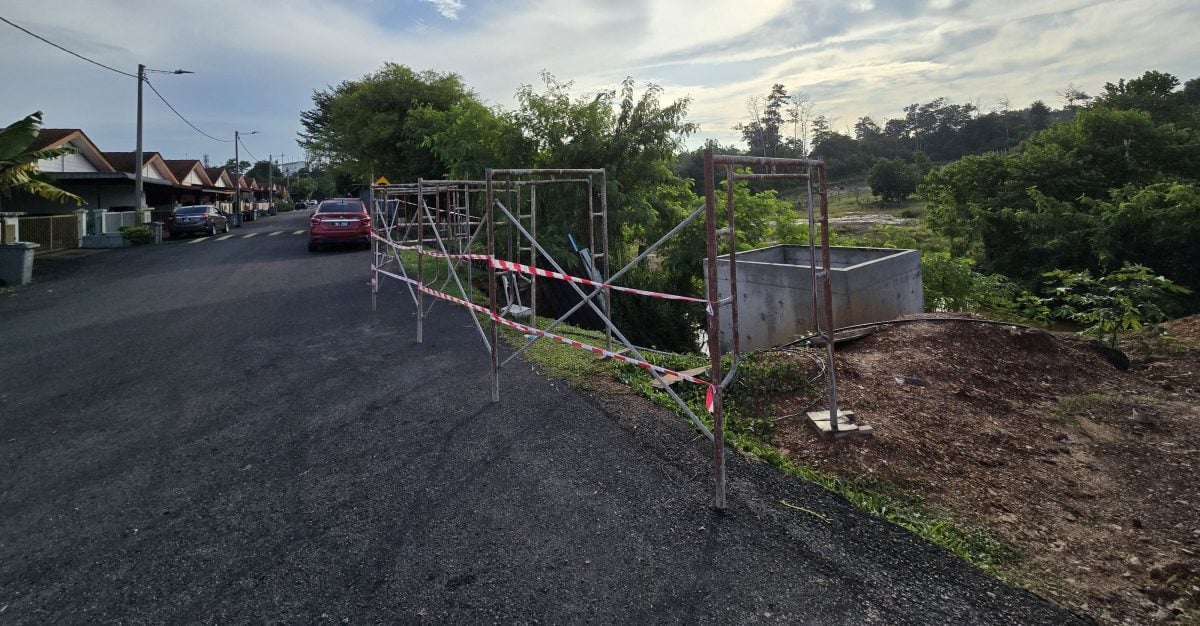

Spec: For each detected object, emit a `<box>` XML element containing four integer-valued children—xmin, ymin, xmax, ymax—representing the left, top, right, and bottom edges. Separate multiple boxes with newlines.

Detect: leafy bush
<box><xmin>1041</xmin><ymin>263</ymin><xmax>1190</xmax><ymax>346</ymax></box>
<box><xmin>921</xmin><ymin>252</ymin><xmax>1048</xmax><ymax>321</ymax></box>
<box><xmin>119</xmin><ymin>225</ymin><xmax>152</xmax><ymax>245</ymax></box>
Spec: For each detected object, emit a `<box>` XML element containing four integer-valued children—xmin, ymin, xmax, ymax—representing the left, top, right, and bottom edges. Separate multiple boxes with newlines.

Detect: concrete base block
<box><xmin>0</xmin><ymin>242</ymin><xmax>40</xmax><ymax>286</ymax></box>
<box><xmin>81</xmin><ymin>234</ymin><xmax>130</xmax><ymax>249</ymax></box>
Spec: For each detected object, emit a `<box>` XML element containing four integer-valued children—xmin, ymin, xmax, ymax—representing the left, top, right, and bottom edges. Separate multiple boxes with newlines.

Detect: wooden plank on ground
<box><xmin>806</xmin><ymin>410</ymin><xmax>873</xmax><ymax>439</ymax></box>
<box><xmin>650</xmin><ymin>365</ymin><xmax>709</xmax><ymax>389</ymax></box>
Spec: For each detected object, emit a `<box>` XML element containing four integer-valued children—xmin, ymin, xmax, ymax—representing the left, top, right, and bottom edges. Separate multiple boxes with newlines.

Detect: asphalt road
<box><xmin>0</xmin><ymin>210</ymin><xmax>1082</xmax><ymax>624</ymax></box>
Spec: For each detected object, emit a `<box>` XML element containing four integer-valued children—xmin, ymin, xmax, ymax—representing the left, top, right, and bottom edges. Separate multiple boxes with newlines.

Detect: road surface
<box><xmin>0</xmin><ymin>210</ymin><xmax>1081</xmax><ymax>623</ymax></box>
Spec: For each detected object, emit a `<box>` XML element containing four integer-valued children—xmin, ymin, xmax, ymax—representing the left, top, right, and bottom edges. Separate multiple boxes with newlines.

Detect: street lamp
<box><xmin>234</xmin><ymin>130</ymin><xmax>258</xmax><ymax>224</ymax></box>
<box><xmin>135</xmin><ymin>64</ymin><xmax>192</xmax><ymax>223</ymax></box>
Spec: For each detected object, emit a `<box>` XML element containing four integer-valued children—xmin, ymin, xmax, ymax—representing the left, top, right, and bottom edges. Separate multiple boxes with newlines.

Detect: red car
<box><xmin>308</xmin><ymin>199</ymin><xmax>371</xmax><ymax>251</ymax></box>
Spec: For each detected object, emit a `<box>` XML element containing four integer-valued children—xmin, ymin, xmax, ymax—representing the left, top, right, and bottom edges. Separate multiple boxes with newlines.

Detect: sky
<box><xmin>3</xmin><ymin>0</ymin><xmax>1198</xmax><ymax>168</ymax></box>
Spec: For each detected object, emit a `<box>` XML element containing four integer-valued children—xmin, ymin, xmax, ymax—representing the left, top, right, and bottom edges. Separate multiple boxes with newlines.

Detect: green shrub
<box><xmin>1041</xmin><ymin>263</ymin><xmax>1190</xmax><ymax>346</ymax></box>
<box><xmin>119</xmin><ymin>225</ymin><xmax>152</xmax><ymax>245</ymax></box>
<box><xmin>922</xmin><ymin>252</ymin><xmax>1049</xmax><ymax>321</ymax></box>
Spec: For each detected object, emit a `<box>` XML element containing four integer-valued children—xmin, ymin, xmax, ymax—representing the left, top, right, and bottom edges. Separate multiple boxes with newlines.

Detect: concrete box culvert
<box><xmin>706</xmin><ymin>245</ymin><xmax>924</xmax><ymax>352</ymax></box>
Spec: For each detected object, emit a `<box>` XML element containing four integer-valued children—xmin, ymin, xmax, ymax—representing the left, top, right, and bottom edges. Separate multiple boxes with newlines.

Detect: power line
<box><xmin>3</xmin><ymin>15</ymin><xmax>231</xmax><ymax>145</ymax></box>
<box><xmin>144</xmin><ymin>78</ymin><xmax>232</xmax><ymax>143</ymax></box>
<box><xmin>0</xmin><ymin>15</ymin><xmax>136</xmax><ymax>78</ymax></box>
<box><xmin>237</xmin><ymin>135</ymin><xmax>259</xmax><ymax>164</ymax></box>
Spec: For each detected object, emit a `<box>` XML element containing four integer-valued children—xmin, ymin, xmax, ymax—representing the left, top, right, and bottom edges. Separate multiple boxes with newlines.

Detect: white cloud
<box><xmin>423</xmin><ymin>0</ymin><xmax>465</xmax><ymax>20</ymax></box>
<box><xmin>1</xmin><ymin>0</ymin><xmax>1197</xmax><ymax>160</ymax></box>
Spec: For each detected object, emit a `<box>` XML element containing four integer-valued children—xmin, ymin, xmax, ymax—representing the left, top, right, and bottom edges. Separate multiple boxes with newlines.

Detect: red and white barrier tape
<box><xmin>372</xmin><ymin>232</ymin><xmax>708</xmax><ymax>308</ymax></box>
<box><xmin>373</xmin><ymin>264</ymin><xmax>715</xmax><ymax>402</ymax></box>
<box><xmin>372</xmin><ymin>232</ymin><xmax>490</xmax><ymax>261</ymax></box>
<box><xmin>489</xmin><ymin>258</ymin><xmax>709</xmax><ymax>306</ymax></box>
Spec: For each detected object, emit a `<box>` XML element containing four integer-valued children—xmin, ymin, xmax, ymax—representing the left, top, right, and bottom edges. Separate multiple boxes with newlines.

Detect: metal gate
<box><xmin>18</xmin><ymin>215</ymin><xmax>79</xmax><ymax>253</ymax></box>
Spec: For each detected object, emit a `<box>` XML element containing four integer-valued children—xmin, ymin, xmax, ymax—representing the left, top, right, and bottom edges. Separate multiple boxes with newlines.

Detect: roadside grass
<box><xmin>389</xmin><ymin>240</ymin><xmax>1021</xmax><ymax>576</ymax></box>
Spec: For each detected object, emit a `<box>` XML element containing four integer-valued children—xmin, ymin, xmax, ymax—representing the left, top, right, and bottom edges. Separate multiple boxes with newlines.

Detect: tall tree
<box><xmin>298</xmin><ymin>63</ymin><xmax>477</xmax><ymax>183</ymax></box>
<box><xmin>1028</xmin><ymin>100</ymin><xmax>1052</xmax><ymax>131</ymax></box>
<box><xmin>1097</xmin><ymin>70</ymin><xmax>1189</xmax><ymax>123</ymax></box>
<box><xmin>737</xmin><ymin>84</ymin><xmax>790</xmax><ymax>157</ymax></box>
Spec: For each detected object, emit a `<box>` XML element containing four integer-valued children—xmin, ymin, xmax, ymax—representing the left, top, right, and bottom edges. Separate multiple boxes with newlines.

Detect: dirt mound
<box><xmin>1162</xmin><ymin>314</ymin><xmax>1200</xmax><ymax>343</ymax></box>
<box><xmin>772</xmin><ymin>315</ymin><xmax>1200</xmax><ymax>624</ymax></box>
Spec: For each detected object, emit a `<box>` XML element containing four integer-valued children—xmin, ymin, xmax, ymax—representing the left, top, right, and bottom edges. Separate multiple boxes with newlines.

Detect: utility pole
<box><xmin>135</xmin><ymin>65</ymin><xmax>192</xmax><ymax>223</ymax></box>
<box><xmin>234</xmin><ymin>130</ymin><xmax>258</xmax><ymax>224</ymax></box>
<box><xmin>268</xmin><ymin>154</ymin><xmax>276</xmax><ymax>214</ymax></box>
<box><xmin>135</xmin><ymin>64</ymin><xmax>144</xmax><ymax>222</ymax></box>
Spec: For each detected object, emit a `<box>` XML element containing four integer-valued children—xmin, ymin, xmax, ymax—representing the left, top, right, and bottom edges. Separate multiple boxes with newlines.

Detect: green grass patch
<box><xmin>1050</xmin><ymin>393</ymin><xmax>1135</xmax><ymax>426</ymax></box>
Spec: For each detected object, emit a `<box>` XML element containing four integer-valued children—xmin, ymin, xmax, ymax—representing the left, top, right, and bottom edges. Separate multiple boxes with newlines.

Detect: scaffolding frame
<box><xmin>371</xmin><ymin>152</ymin><xmax>836</xmax><ymax>509</ymax></box>
<box><xmin>702</xmin><ymin>151</ymin><xmax>837</xmax><ymax>508</ymax></box>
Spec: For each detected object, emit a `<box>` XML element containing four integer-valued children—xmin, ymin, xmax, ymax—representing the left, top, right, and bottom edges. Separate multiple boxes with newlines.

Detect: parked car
<box><xmin>305</xmin><ymin>200</ymin><xmax>318</xmax><ymax>210</ymax></box>
<box><xmin>294</xmin><ymin>201</ymin><xmax>307</xmax><ymax>211</ymax></box>
<box><xmin>308</xmin><ymin>198</ymin><xmax>371</xmax><ymax>252</ymax></box>
<box><xmin>167</xmin><ymin>205</ymin><xmax>229</xmax><ymax>238</ymax></box>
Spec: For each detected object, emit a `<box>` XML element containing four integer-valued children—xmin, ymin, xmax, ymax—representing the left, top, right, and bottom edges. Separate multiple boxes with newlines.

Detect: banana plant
<box><xmin>0</xmin><ymin>111</ymin><xmax>85</xmax><ymax>207</ymax></box>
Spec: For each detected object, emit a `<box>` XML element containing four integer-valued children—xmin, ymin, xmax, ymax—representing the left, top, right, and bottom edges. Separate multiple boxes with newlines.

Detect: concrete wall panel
<box><xmin>707</xmin><ymin>245</ymin><xmax>923</xmax><ymax>352</ymax></box>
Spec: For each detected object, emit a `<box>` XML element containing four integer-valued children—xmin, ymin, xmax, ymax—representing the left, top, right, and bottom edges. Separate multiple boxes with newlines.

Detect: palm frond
<box><xmin>23</xmin><ymin>178</ymin><xmax>85</xmax><ymax>206</ymax></box>
<box><xmin>0</xmin><ymin>112</ymin><xmax>43</xmax><ymax>161</ymax></box>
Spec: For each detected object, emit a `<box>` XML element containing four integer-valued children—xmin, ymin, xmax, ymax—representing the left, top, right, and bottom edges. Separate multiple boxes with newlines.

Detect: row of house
<box><xmin>7</xmin><ymin>127</ymin><xmax>287</xmax><ymax>250</ymax></box>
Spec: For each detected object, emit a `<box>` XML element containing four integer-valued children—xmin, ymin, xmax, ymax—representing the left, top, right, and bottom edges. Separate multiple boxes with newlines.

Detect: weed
<box><xmin>1049</xmin><ymin>393</ymin><xmax>1132</xmax><ymax>426</ymax></box>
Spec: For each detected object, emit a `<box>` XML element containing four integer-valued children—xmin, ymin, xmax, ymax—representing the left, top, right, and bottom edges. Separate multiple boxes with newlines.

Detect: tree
<box><xmin>1087</xmin><ymin>183</ymin><xmax>1200</xmax><ymax>295</ymax></box>
<box><xmin>736</xmin><ymin>84</ymin><xmax>790</xmax><ymax>157</ymax></box>
<box><xmin>785</xmin><ymin>92</ymin><xmax>814</xmax><ymax>157</ymax></box>
<box><xmin>673</xmin><ymin>139</ymin><xmax>740</xmax><ymax>195</ymax></box>
<box><xmin>1058</xmin><ymin>83</ymin><xmax>1091</xmax><ymax>111</ymax></box>
<box><xmin>854</xmin><ymin>116</ymin><xmax>882</xmax><ymax>140</ymax></box>
<box><xmin>867</xmin><ymin>157</ymin><xmax>917</xmax><ymax>202</ymax></box>
<box><xmin>245</xmin><ymin>160</ymin><xmax>283</xmax><ymax>183</ymax></box>
<box><xmin>920</xmin><ymin>153</ymin><xmax>1008</xmax><ymax>258</ymax></box>
<box><xmin>298</xmin><ymin>63</ymin><xmax>477</xmax><ymax>182</ymax></box>
<box><xmin>0</xmin><ymin>112</ymin><xmax>84</xmax><ymax>208</ymax></box>
<box><xmin>412</xmin><ymin>100</ymin><xmax>530</xmax><ymax>180</ymax></box>
<box><xmin>1028</xmin><ymin>100</ymin><xmax>1051</xmax><ymax>131</ymax></box>
<box><xmin>1096</xmin><ymin>70</ymin><xmax>1190</xmax><ymax>123</ymax></box>
<box><xmin>289</xmin><ymin>176</ymin><xmax>317</xmax><ymax>200</ymax></box>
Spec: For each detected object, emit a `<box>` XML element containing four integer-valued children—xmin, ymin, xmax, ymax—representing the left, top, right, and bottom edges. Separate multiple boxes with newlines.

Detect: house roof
<box><xmin>101</xmin><ymin>151</ymin><xmax>180</xmax><ymax>185</ymax></box>
<box><xmin>30</xmin><ymin>128</ymin><xmax>78</xmax><ymax>151</ymax></box>
<box><xmin>162</xmin><ymin>159</ymin><xmax>214</xmax><ymax>187</ymax></box>
<box><xmin>101</xmin><ymin>151</ymin><xmax>142</xmax><ymax>173</ymax></box>
<box><xmin>32</xmin><ymin>129</ymin><xmax>115</xmax><ymax>172</ymax></box>
<box><xmin>204</xmin><ymin>167</ymin><xmax>232</xmax><ymax>187</ymax></box>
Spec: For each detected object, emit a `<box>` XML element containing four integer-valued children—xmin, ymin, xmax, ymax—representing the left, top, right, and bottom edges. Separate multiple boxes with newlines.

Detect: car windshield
<box><xmin>175</xmin><ymin>206</ymin><xmax>209</xmax><ymax>215</ymax></box>
<box><xmin>318</xmin><ymin>202</ymin><xmax>363</xmax><ymax>214</ymax></box>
